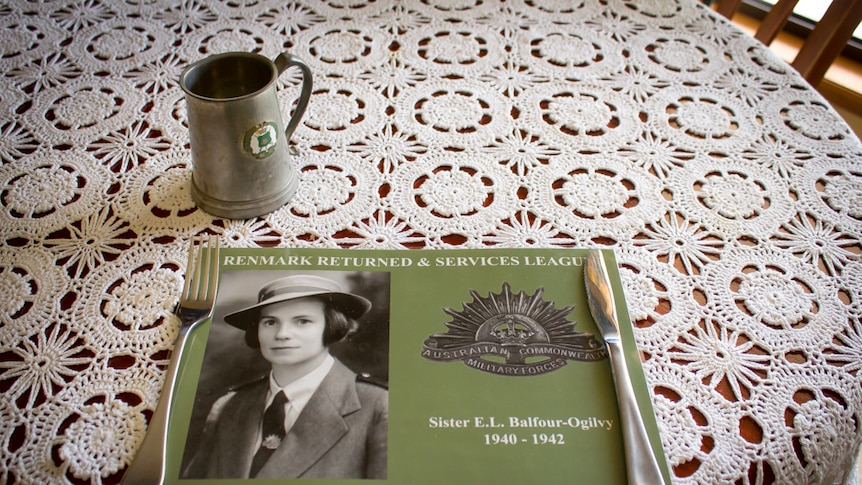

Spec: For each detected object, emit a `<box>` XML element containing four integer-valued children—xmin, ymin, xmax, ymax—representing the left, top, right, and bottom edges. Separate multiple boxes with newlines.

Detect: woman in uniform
<box><xmin>181</xmin><ymin>274</ymin><xmax>387</xmax><ymax>479</ymax></box>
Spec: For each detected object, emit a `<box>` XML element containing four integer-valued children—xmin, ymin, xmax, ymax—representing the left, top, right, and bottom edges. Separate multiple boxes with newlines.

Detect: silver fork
<box><xmin>122</xmin><ymin>235</ymin><xmax>220</xmax><ymax>485</ymax></box>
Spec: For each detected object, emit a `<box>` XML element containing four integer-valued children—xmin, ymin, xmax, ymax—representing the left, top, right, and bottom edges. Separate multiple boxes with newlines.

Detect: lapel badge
<box><xmin>262</xmin><ymin>434</ymin><xmax>282</xmax><ymax>450</ymax></box>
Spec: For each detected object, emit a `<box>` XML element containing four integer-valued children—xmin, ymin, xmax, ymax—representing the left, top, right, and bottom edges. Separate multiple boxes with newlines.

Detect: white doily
<box><xmin>1</xmin><ymin>1</ymin><xmax>861</xmax><ymax>484</ymax></box>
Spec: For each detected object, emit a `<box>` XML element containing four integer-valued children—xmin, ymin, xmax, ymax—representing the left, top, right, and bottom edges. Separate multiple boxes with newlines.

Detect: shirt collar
<box><xmin>267</xmin><ymin>353</ymin><xmax>334</xmax><ymax>407</ymax></box>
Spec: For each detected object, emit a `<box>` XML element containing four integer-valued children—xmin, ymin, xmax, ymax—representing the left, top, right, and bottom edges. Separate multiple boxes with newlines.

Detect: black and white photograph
<box><xmin>179</xmin><ymin>269</ymin><xmax>391</xmax><ymax>480</ymax></box>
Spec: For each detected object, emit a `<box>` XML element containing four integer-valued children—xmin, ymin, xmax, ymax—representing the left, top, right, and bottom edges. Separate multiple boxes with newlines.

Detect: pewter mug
<box><xmin>180</xmin><ymin>51</ymin><xmax>312</xmax><ymax>219</ymax></box>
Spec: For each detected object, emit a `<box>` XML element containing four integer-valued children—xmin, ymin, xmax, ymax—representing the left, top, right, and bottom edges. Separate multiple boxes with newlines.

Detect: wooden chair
<box><xmin>710</xmin><ymin>0</ymin><xmax>862</xmax><ymax>86</ymax></box>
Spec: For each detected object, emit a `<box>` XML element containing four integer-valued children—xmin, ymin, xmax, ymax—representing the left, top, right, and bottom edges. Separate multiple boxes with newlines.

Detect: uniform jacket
<box><xmin>182</xmin><ymin>359</ymin><xmax>388</xmax><ymax>479</ymax></box>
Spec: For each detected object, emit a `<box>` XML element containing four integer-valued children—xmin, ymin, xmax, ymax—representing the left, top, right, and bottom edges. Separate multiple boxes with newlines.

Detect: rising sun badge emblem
<box><xmin>261</xmin><ymin>434</ymin><xmax>282</xmax><ymax>450</ymax></box>
<box><xmin>421</xmin><ymin>283</ymin><xmax>607</xmax><ymax>376</ymax></box>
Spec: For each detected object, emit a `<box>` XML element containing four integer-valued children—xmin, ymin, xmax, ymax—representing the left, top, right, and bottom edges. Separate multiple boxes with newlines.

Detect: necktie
<box><xmin>249</xmin><ymin>391</ymin><xmax>288</xmax><ymax>477</ymax></box>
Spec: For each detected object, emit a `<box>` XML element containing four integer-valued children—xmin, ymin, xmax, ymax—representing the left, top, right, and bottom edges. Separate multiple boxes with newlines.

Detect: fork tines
<box><xmin>183</xmin><ymin>235</ymin><xmax>219</xmax><ymax>306</ymax></box>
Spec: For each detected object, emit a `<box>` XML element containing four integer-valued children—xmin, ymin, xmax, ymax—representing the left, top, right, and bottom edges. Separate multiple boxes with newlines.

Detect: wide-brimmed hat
<box><xmin>223</xmin><ymin>274</ymin><xmax>371</xmax><ymax>330</ymax></box>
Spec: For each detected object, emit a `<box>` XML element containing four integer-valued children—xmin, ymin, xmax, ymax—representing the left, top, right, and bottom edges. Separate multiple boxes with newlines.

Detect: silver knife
<box><xmin>585</xmin><ymin>250</ymin><xmax>666</xmax><ymax>485</ymax></box>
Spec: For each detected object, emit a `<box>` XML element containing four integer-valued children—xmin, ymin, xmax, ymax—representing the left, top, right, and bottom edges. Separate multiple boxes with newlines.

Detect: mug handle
<box><xmin>273</xmin><ymin>52</ymin><xmax>313</xmax><ymax>141</ymax></box>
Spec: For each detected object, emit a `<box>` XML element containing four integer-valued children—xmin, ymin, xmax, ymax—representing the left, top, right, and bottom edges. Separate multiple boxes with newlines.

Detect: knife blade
<box><xmin>585</xmin><ymin>249</ymin><xmax>666</xmax><ymax>485</ymax></box>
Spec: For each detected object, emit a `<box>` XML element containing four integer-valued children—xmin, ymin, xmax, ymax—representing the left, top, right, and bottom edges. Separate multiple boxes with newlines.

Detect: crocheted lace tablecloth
<box><xmin>2</xmin><ymin>0</ymin><xmax>861</xmax><ymax>483</ymax></box>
